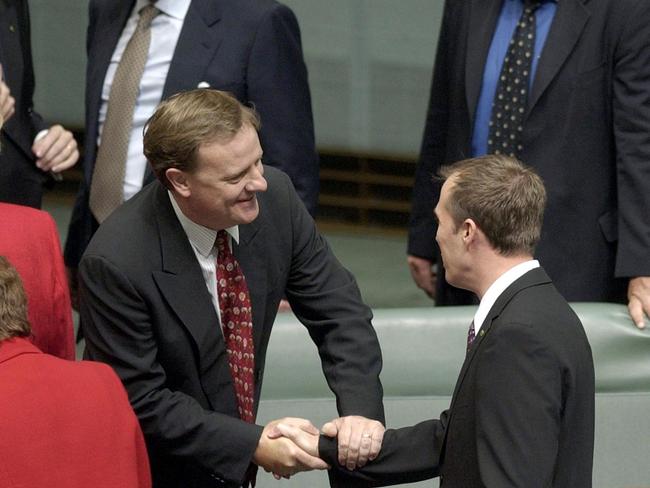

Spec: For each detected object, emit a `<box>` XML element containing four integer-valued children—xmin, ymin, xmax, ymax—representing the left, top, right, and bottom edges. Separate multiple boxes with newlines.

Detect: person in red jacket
<box><xmin>0</xmin><ymin>202</ymin><xmax>74</xmax><ymax>359</ymax></box>
<box><xmin>0</xmin><ymin>255</ymin><xmax>151</xmax><ymax>488</ymax></box>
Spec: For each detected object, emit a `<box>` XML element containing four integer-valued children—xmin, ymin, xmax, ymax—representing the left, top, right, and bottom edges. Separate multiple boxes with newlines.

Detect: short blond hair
<box><xmin>0</xmin><ymin>256</ymin><xmax>31</xmax><ymax>341</ymax></box>
<box><xmin>143</xmin><ymin>89</ymin><xmax>260</xmax><ymax>190</ymax></box>
<box><xmin>439</xmin><ymin>154</ymin><xmax>546</xmax><ymax>256</ymax></box>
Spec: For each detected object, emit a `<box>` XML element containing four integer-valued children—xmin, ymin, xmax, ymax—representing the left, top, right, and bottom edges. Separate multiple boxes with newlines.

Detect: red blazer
<box><xmin>0</xmin><ymin>338</ymin><xmax>151</xmax><ymax>487</ymax></box>
<box><xmin>0</xmin><ymin>202</ymin><xmax>74</xmax><ymax>359</ymax></box>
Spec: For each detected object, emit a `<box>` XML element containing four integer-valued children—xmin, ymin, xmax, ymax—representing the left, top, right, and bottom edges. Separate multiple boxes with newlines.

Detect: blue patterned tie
<box><xmin>488</xmin><ymin>0</ymin><xmax>542</xmax><ymax>157</ymax></box>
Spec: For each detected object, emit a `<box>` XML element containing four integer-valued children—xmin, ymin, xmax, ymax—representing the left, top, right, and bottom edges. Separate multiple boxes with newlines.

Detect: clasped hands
<box><xmin>0</xmin><ymin>67</ymin><xmax>78</xmax><ymax>174</ymax></box>
<box><xmin>253</xmin><ymin>415</ymin><xmax>385</xmax><ymax>479</ymax></box>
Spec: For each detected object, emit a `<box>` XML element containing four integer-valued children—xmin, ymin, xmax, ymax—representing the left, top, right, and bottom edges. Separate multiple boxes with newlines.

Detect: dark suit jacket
<box><xmin>0</xmin><ymin>0</ymin><xmax>48</xmax><ymax>208</ymax></box>
<box><xmin>79</xmin><ymin>167</ymin><xmax>384</xmax><ymax>488</ymax></box>
<box><xmin>321</xmin><ymin>267</ymin><xmax>595</xmax><ymax>487</ymax></box>
<box><xmin>408</xmin><ymin>0</ymin><xmax>650</xmax><ymax>304</ymax></box>
<box><xmin>65</xmin><ymin>0</ymin><xmax>319</xmax><ymax>267</ymax></box>
<box><xmin>0</xmin><ymin>338</ymin><xmax>151</xmax><ymax>488</ymax></box>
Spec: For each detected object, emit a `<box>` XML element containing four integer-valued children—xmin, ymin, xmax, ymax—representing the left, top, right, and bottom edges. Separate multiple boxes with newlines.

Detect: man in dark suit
<box><xmin>407</xmin><ymin>0</ymin><xmax>650</xmax><ymax>329</ymax></box>
<box><xmin>65</xmin><ymin>0</ymin><xmax>319</xmax><ymax>280</ymax></box>
<box><xmin>276</xmin><ymin>155</ymin><xmax>596</xmax><ymax>487</ymax></box>
<box><xmin>79</xmin><ymin>89</ymin><xmax>384</xmax><ymax>488</ymax></box>
<box><xmin>0</xmin><ymin>0</ymin><xmax>79</xmax><ymax>208</ymax></box>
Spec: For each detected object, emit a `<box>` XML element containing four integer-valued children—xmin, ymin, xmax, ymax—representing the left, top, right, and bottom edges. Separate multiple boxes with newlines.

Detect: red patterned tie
<box><xmin>216</xmin><ymin>230</ymin><xmax>255</xmax><ymax>423</ymax></box>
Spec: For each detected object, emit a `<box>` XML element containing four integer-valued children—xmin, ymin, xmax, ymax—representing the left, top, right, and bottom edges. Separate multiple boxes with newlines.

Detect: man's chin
<box><xmin>235</xmin><ymin>199</ymin><xmax>259</xmax><ymax>224</ymax></box>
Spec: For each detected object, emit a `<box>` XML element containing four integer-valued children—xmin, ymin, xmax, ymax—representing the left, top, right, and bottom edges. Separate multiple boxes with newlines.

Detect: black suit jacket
<box><xmin>65</xmin><ymin>0</ymin><xmax>319</xmax><ymax>267</ymax></box>
<box><xmin>79</xmin><ymin>167</ymin><xmax>384</xmax><ymax>488</ymax></box>
<box><xmin>408</xmin><ymin>0</ymin><xmax>650</xmax><ymax>304</ymax></box>
<box><xmin>0</xmin><ymin>0</ymin><xmax>48</xmax><ymax>208</ymax></box>
<box><xmin>322</xmin><ymin>267</ymin><xmax>595</xmax><ymax>487</ymax></box>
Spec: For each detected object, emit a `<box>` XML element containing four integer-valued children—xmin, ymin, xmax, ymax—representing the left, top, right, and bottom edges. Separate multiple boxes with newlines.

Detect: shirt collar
<box><xmin>473</xmin><ymin>259</ymin><xmax>540</xmax><ymax>332</ymax></box>
<box><xmin>138</xmin><ymin>0</ymin><xmax>191</xmax><ymax>20</ymax></box>
<box><xmin>168</xmin><ymin>191</ymin><xmax>239</xmax><ymax>257</ymax></box>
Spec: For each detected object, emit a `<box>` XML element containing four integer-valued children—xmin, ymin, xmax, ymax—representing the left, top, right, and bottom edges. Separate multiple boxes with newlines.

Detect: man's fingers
<box><xmin>50</xmin><ymin>147</ymin><xmax>80</xmax><ymax>173</ymax></box>
<box><xmin>345</xmin><ymin>429</ymin><xmax>362</xmax><ymax>470</ymax></box>
<box><xmin>321</xmin><ymin>421</ymin><xmax>338</xmax><ymax>438</ymax></box>
<box><xmin>34</xmin><ymin>127</ymin><xmax>74</xmax><ymax>170</ymax></box>
<box><xmin>628</xmin><ymin>297</ymin><xmax>646</xmax><ymax>329</ymax></box>
<box><xmin>336</xmin><ymin>422</ymin><xmax>352</xmax><ymax>468</ymax></box>
<box><xmin>368</xmin><ymin>427</ymin><xmax>384</xmax><ymax>461</ymax></box>
<box><xmin>266</xmin><ymin>424</ymin><xmax>282</xmax><ymax>439</ymax></box>
<box><xmin>627</xmin><ymin>277</ymin><xmax>650</xmax><ymax>329</ymax></box>
<box><xmin>355</xmin><ymin>431</ymin><xmax>373</xmax><ymax>467</ymax></box>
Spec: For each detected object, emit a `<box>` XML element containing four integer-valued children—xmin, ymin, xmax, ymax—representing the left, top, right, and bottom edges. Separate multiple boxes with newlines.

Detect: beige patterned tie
<box><xmin>89</xmin><ymin>3</ymin><xmax>159</xmax><ymax>223</ymax></box>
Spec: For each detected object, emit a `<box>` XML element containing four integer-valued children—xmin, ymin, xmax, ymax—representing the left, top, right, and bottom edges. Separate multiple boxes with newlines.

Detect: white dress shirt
<box><xmin>168</xmin><ymin>192</ymin><xmax>240</xmax><ymax>326</ymax></box>
<box><xmin>473</xmin><ymin>260</ymin><xmax>540</xmax><ymax>333</ymax></box>
<box><xmin>97</xmin><ymin>0</ymin><xmax>191</xmax><ymax>201</ymax></box>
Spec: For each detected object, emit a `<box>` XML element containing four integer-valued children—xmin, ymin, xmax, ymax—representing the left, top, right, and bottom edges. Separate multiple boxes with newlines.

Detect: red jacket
<box><xmin>0</xmin><ymin>202</ymin><xmax>74</xmax><ymax>359</ymax></box>
<box><xmin>0</xmin><ymin>338</ymin><xmax>151</xmax><ymax>487</ymax></box>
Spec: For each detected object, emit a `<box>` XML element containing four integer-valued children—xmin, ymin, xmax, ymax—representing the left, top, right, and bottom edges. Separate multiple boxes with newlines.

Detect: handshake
<box><xmin>253</xmin><ymin>415</ymin><xmax>385</xmax><ymax>479</ymax></box>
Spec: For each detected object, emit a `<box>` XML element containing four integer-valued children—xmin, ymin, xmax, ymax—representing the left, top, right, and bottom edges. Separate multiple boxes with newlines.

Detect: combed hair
<box><xmin>439</xmin><ymin>154</ymin><xmax>546</xmax><ymax>256</ymax></box>
<box><xmin>143</xmin><ymin>89</ymin><xmax>261</xmax><ymax>190</ymax></box>
<box><xmin>0</xmin><ymin>256</ymin><xmax>31</xmax><ymax>341</ymax></box>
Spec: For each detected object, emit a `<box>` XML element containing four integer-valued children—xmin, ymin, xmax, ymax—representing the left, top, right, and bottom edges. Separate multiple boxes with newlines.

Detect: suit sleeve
<box><xmin>279</xmin><ymin>172</ymin><xmax>384</xmax><ymax>423</ymax></box>
<box><xmin>20</xmin><ymin>0</ymin><xmax>46</xmax><ymax>135</ymax></box>
<box><xmin>612</xmin><ymin>0</ymin><xmax>650</xmax><ymax>277</ymax></box>
<box><xmin>79</xmin><ymin>254</ymin><xmax>263</xmax><ymax>485</ymax></box>
<box><xmin>407</xmin><ymin>1</ymin><xmax>454</xmax><ymax>260</ymax></box>
<box><xmin>474</xmin><ymin>322</ymin><xmax>563</xmax><ymax>487</ymax></box>
<box><xmin>319</xmin><ymin>417</ymin><xmax>445</xmax><ymax>486</ymax></box>
<box><xmin>247</xmin><ymin>4</ymin><xmax>319</xmax><ymax>215</ymax></box>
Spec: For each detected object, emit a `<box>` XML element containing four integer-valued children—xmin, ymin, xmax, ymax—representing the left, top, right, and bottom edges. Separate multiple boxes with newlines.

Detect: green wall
<box><xmin>30</xmin><ymin>0</ymin><xmax>444</xmax><ymax>157</ymax></box>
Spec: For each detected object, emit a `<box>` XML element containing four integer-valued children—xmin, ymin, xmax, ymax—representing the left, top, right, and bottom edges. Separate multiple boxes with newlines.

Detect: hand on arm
<box><xmin>32</xmin><ymin>124</ymin><xmax>79</xmax><ymax>173</ymax></box>
<box><xmin>407</xmin><ymin>255</ymin><xmax>436</xmax><ymax>299</ymax></box>
<box><xmin>627</xmin><ymin>276</ymin><xmax>650</xmax><ymax>329</ymax></box>
<box><xmin>321</xmin><ymin>416</ymin><xmax>385</xmax><ymax>470</ymax></box>
<box><xmin>255</xmin><ymin>418</ymin><xmax>328</xmax><ymax>479</ymax></box>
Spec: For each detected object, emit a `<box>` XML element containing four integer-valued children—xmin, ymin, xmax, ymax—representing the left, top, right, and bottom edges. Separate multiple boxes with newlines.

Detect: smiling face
<box><xmin>180</xmin><ymin>123</ymin><xmax>267</xmax><ymax>230</ymax></box>
<box><xmin>434</xmin><ymin>177</ymin><xmax>467</xmax><ymax>289</ymax></box>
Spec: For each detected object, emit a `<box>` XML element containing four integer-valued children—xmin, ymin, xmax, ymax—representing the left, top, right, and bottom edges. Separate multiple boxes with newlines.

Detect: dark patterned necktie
<box><xmin>488</xmin><ymin>0</ymin><xmax>541</xmax><ymax>158</ymax></box>
<box><xmin>467</xmin><ymin>321</ymin><xmax>476</xmax><ymax>353</ymax></box>
<box><xmin>216</xmin><ymin>230</ymin><xmax>255</xmax><ymax>423</ymax></box>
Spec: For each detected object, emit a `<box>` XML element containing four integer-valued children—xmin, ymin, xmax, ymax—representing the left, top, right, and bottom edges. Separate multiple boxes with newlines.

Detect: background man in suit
<box><xmin>276</xmin><ymin>155</ymin><xmax>595</xmax><ymax>487</ymax></box>
<box><xmin>407</xmin><ymin>0</ymin><xmax>650</xmax><ymax>329</ymax></box>
<box><xmin>0</xmin><ymin>255</ymin><xmax>151</xmax><ymax>488</ymax></box>
<box><xmin>0</xmin><ymin>0</ymin><xmax>79</xmax><ymax>208</ymax></box>
<box><xmin>79</xmin><ymin>89</ymin><xmax>384</xmax><ymax>488</ymax></box>
<box><xmin>64</xmin><ymin>0</ymin><xmax>319</xmax><ymax>287</ymax></box>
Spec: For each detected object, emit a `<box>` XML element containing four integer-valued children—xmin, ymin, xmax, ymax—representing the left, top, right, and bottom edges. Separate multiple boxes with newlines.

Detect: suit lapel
<box><xmin>150</xmin><ymin>184</ymin><xmax>235</xmax><ymax>411</ymax></box>
<box><xmin>465</xmin><ymin>0</ymin><xmax>502</xmax><ymax>122</ymax></box>
<box><xmin>448</xmin><ymin>267</ymin><xmax>552</xmax><ymax>411</ymax></box>
<box><xmin>527</xmin><ymin>0</ymin><xmax>590</xmax><ymax>114</ymax></box>
<box><xmin>162</xmin><ymin>0</ymin><xmax>223</xmax><ymax>98</ymax></box>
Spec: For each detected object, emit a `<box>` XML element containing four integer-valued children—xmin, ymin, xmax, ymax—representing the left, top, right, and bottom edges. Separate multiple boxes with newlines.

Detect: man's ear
<box><xmin>166</xmin><ymin>168</ymin><xmax>190</xmax><ymax>197</ymax></box>
<box><xmin>462</xmin><ymin>218</ymin><xmax>479</xmax><ymax>245</ymax></box>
